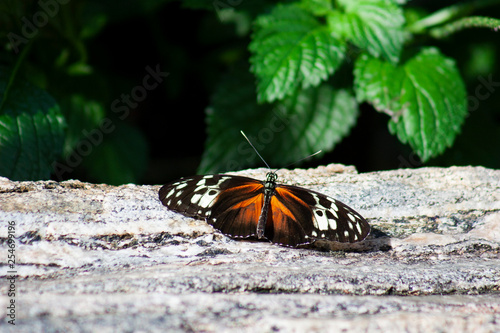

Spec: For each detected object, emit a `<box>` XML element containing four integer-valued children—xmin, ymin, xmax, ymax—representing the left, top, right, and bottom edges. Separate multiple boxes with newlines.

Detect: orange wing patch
<box><xmin>270</xmin><ymin>196</ymin><xmax>295</xmax><ymax>222</ymax></box>
<box><xmin>275</xmin><ymin>187</ymin><xmax>309</xmax><ymax>208</ymax></box>
<box><xmin>230</xmin><ymin>193</ymin><xmax>264</xmax><ymax>223</ymax></box>
<box><xmin>222</xmin><ymin>182</ymin><xmax>263</xmax><ymax>195</ymax></box>
<box><xmin>211</xmin><ymin>190</ymin><xmax>264</xmax><ymax>239</ymax></box>
<box><xmin>267</xmin><ymin>187</ymin><xmax>314</xmax><ymax>245</ymax></box>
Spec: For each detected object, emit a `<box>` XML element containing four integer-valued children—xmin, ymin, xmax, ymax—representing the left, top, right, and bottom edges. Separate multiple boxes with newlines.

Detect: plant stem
<box><xmin>430</xmin><ymin>16</ymin><xmax>500</xmax><ymax>38</ymax></box>
<box><xmin>409</xmin><ymin>0</ymin><xmax>500</xmax><ymax>33</ymax></box>
<box><xmin>0</xmin><ymin>41</ymin><xmax>32</xmax><ymax>115</ymax></box>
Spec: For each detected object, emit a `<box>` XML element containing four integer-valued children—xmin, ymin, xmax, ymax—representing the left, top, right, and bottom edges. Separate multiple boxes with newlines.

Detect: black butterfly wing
<box><xmin>159</xmin><ymin>175</ymin><xmax>265</xmax><ymax>239</ymax></box>
<box><xmin>159</xmin><ymin>175</ymin><xmax>229</xmax><ymax>218</ymax></box>
<box><xmin>271</xmin><ymin>184</ymin><xmax>370</xmax><ymax>244</ymax></box>
<box><xmin>159</xmin><ymin>174</ymin><xmax>370</xmax><ymax>247</ymax></box>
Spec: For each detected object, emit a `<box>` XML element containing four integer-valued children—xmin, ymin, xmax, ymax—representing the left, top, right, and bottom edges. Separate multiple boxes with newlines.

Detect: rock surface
<box><xmin>0</xmin><ymin>164</ymin><xmax>499</xmax><ymax>332</ymax></box>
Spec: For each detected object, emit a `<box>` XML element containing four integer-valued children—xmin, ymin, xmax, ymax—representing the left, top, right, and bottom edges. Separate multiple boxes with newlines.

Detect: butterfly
<box><xmin>158</xmin><ymin>171</ymin><xmax>370</xmax><ymax>247</ymax></box>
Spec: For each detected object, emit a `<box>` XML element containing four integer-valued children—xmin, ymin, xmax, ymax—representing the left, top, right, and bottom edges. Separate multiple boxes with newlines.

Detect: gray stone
<box><xmin>0</xmin><ymin>165</ymin><xmax>499</xmax><ymax>332</ymax></box>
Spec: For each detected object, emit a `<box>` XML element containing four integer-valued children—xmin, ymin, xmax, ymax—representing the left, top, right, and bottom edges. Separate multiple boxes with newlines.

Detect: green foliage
<box><xmin>199</xmin><ymin>71</ymin><xmax>358</xmax><ymax>173</ymax></box>
<box><xmin>354</xmin><ymin>48</ymin><xmax>467</xmax><ymax>161</ymax></box>
<box><xmin>1</xmin><ymin>0</ymin><xmax>499</xmax><ymax>182</ymax></box>
<box><xmin>200</xmin><ymin>0</ymin><xmax>500</xmax><ymax>172</ymax></box>
<box><xmin>59</xmin><ymin>95</ymin><xmax>106</xmax><ymax>158</ymax></box>
<box><xmin>0</xmin><ymin>68</ymin><xmax>66</xmax><ymax>180</ymax></box>
<box><xmin>82</xmin><ymin>122</ymin><xmax>148</xmax><ymax>185</ymax></box>
<box><xmin>0</xmin><ymin>1</ymin><xmax>151</xmax><ymax>183</ymax></box>
<box><xmin>250</xmin><ymin>5</ymin><xmax>346</xmax><ymax>103</ymax></box>
<box><xmin>327</xmin><ymin>0</ymin><xmax>405</xmax><ymax>63</ymax></box>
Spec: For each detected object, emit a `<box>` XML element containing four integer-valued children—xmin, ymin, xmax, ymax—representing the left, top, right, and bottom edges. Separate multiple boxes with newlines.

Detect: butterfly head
<box><xmin>265</xmin><ymin>171</ymin><xmax>278</xmax><ymax>183</ymax></box>
<box><xmin>264</xmin><ymin>171</ymin><xmax>278</xmax><ymax>194</ymax></box>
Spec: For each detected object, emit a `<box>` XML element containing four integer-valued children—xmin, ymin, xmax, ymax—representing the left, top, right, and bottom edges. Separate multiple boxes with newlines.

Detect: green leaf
<box><xmin>328</xmin><ymin>0</ymin><xmax>405</xmax><ymax>63</ymax></box>
<box><xmin>80</xmin><ymin>2</ymin><xmax>108</xmax><ymax>39</ymax></box>
<box><xmin>300</xmin><ymin>0</ymin><xmax>333</xmax><ymax>16</ymax></box>
<box><xmin>250</xmin><ymin>4</ymin><xmax>345</xmax><ymax>103</ymax></box>
<box><xmin>278</xmin><ymin>84</ymin><xmax>359</xmax><ymax>163</ymax></box>
<box><xmin>354</xmin><ymin>47</ymin><xmax>467</xmax><ymax>162</ymax></box>
<box><xmin>199</xmin><ymin>71</ymin><xmax>359</xmax><ymax>173</ymax></box>
<box><xmin>59</xmin><ymin>94</ymin><xmax>106</xmax><ymax>157</ymax></box>
<box><xmin>82</xmin><ymin>122</ymin><xmax>148</xmax><ymax>185</ymax></box>
<box><xmin>0</xmin><ymin>70</ymin><xmax>66</xmax><ymax>180</ymax></box>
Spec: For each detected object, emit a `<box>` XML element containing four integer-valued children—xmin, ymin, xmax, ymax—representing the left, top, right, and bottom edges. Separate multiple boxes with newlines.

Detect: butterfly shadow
<box><xmin>301</xmin><ymin>227</ymin><xmax>392</xmax><ymax>253</ymax></box>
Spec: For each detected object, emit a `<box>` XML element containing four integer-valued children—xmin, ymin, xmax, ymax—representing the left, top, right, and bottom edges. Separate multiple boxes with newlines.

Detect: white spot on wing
<box><xmin>191</xmin><ymin>193</ymin><xmax>202</xmax><ymax>204</ymax></box>
<box><xmin>315</xmin><ymin>213</ymin><xmax>329</xmax><ymax>231</ymax></box>
<box><xmin>194</xmin><ymin>185</ymin><xmax>205</xmax><ymax>192</ymax></box>
<box><xmin>329</xmin><ymin>219</ymin><xmax>337</xmax><ymax>230</ymax></box>
<box><xmin>198</xmin><ymin>190</ymin><xmax>219</xmax><ymax>208</ymax></box>
<box><xmin>166</xmin><ymin>188</ymin><xmax>175</xmax><ymax>198</ymax></box>
<box><xmin>347</xmin><ymin>213</ymin><xmax>356</xmax><ymax>223</ymax></box>
<box><xmin>176</xmin><ymin>183</ymin><xmax>187</xmax><ymax>190</ymax></box>
<box><xmin>350</xmin><ymin>220</ymin><xmax>358</xmax><ymax>229</ymax></box>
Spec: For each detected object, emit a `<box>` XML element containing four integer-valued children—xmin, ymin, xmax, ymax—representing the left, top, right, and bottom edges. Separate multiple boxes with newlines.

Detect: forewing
<box><xmin>159</xmin><ymin>175</ymin><xmax>265</xmax><ymax>239</ymax></box>
<box><xmin>275</xmin><ymin>184</ymin><xmax>370</xmax><ymax>244</ymax></box>
<box><xmin>159</xmin><ymin>175</ymin><xmax>233</xmax><ymax>218</ymax></box>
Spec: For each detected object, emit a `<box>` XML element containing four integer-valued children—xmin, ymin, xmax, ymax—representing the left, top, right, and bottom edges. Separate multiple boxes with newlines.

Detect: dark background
<box><xmin>6</xmin><ymin>0</ymin><xmax>499</xmax><ymax>185</ymax></box>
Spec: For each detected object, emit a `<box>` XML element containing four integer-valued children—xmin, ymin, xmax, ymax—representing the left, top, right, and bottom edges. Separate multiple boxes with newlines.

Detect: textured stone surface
<box><xmin>0</xmin><ymin>165</ymin><xmax>499</xmax><ymax>332</ymax></box>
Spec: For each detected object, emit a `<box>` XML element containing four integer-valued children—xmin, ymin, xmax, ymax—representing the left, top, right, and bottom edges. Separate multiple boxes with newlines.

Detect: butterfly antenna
<box><xmin>280</xmin><ymin>150</ymin><xmax>322</xmax><ymax>170</ymax></box>
<box><xmin>240</xmin><ymin>131</ymin><xmax>271</xmax><ymax>169</ymax></box>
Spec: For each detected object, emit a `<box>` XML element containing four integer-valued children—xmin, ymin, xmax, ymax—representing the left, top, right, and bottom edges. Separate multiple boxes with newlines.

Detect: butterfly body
<box><xmin>159</xmin><ymin>171</ymin><xmax>370</xmax><ymax>247</ymax></box>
